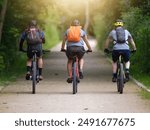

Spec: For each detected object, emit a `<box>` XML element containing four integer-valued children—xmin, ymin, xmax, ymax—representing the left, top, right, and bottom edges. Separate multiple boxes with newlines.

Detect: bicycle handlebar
<box><xmin>20</xmin><ymin>49</ymin><xmax>50</xmax><ymax>54</ymax></box>
<box><xmin>104</xmin><ymin>49</ymin><xmax>136</xmax><ymax>54</ymax></box>
<box><xmin>60</xmin><ymin>49</ymin><xmax>92</xmax><ymax>53</ymax></box>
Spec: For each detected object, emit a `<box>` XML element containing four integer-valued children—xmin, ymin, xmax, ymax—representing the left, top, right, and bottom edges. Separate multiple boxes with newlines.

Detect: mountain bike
<box><xmin>21</xmin><ymin>49</ymin><xmax>50</xmax><ymax>94</ymax></box>
<box><xmin>61</xmin><ymin>49</ymin><xmax>91</xmax><ymax>94</ymax></box>
<box><xmin>105</xmin><ymin>50</ymin><xmax>135</xmax><ymax>94</ymax></box>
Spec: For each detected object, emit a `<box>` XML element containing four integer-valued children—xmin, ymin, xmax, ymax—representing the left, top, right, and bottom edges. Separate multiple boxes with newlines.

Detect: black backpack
<box><xmin>115</xmin><ymin>27</ymin><xmax>126</xmax><ymax>43</ymax></box>
<box><xmin>26</xmin><ymin>27</ymin><xmax>42</xmax><ymax>44</ymax></box>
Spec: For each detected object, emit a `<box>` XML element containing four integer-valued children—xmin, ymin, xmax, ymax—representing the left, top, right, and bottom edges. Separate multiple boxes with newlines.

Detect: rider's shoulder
<box><xmin>112</xmin><ymin>29</ymin><xmax>116</xmax><ymax>32</ymax></box>
<box><xmin>109</xmin><ymin>29</ymin><xmax>116</xmax><ymax>34</ymax></box>
<box><xmin>80</xmin><ymin>28</ymin><xmax>85</xmax><ymax>33</ymax></box>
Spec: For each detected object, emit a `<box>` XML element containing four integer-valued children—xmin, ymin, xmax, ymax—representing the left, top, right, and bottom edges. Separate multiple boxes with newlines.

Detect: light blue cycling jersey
<box><xmin>109</xmin><ymin>27</ymin><xmax>132</xmax><ymax>50</ymax></box>
<box><xmin>65</xmin><ymin>28</ymin><xmax>86</xmax><ymax>47</ymax></box>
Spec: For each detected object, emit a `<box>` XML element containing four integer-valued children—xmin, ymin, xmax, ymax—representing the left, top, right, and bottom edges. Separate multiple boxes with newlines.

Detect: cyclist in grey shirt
<box><xmin>104</xmin><ymin>19</ymin><xmax>136</xmax><ymax>82</ymax></box>
<box><xmin>61</xmin><ymin>19</ymin><xmax>92</xmax><ymax>83</ymax></box>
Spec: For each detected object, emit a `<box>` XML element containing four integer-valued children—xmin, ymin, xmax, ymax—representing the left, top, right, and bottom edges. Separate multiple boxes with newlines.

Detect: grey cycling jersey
<box><xmin>109</xmin><ymin>28</ymin><xmax>132</xmax><ymax>50</ymax></box>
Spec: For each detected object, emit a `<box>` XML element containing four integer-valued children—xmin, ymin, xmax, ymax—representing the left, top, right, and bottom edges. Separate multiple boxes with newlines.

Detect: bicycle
<box><xmin>21</xmin><ymin>49</ymin><xmax>50</xmax><ymax>94</ymax></box>
<box><xmin>61</xmin><ymin>49</ymin><xmax>91</xmax><ymax>94</ymax></box>
<box><xmin>105</xmin><ymin>50</ymin><xmax>135</xmax><ymax>94</ymax></box>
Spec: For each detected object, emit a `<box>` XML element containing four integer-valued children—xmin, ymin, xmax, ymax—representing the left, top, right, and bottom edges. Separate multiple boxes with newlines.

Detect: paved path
<box><xmin>0</xmin><ymin>39</ymin><xmax>150</xmax><ymax>112</ymax></box>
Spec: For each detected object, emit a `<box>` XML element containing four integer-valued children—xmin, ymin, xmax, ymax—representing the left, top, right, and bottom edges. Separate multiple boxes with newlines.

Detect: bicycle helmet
<box><xmin>71</xmin><ymin>19</ymin><xmax>80</xmax><ymax>26</ymax></box>
<box><xmin>114</xmin><ymin>19</ymin><xmax>124</xmax><ymax>27</ymax></box>
<box><xmin>29</xmin><ymin>20</ymin><xmax>37</xmax><ymax>27</ymax></box>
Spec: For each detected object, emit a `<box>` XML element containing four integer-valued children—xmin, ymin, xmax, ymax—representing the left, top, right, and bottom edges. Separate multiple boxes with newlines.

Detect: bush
<box><xmin>93</xmin><ymin>14</ymin><xmax>107</xmax><ymax>49</ymax></box>
<box><xmin>122</xmin><ymin>7</ymin><xmax>150</xmax><ymax>76</ymax></box>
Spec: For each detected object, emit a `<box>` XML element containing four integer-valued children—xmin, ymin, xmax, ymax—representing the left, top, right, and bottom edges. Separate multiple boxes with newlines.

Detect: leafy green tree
<box><xmin>0</xmin><ymin>0</ymin><xmax>59</xmax><ymax>80</ymax></box>
<box><xmin>130</xmin><ymin>0</ymin><xmax>150</xmax><ymax>15</ymax></box>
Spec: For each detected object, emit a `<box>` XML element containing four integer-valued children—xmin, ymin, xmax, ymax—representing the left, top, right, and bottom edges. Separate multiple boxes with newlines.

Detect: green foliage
<box><xmin>44</xmin><ymin>24</ymin><xmax>60</xmax><ymax>49</ymax></box>
<box><xmin>91</xmin><ymin>0</ymin><xmax>128</xmax><ymax>49</ymax></box>
<box><xmin>122</xmin><ymin>7</ymin><xmax>150</xmax><ymax>76</ymax></box>
<box><xmin>0</xmin><ymin>0</ymin><xmax>4</xmax><ymax>11</ymax></box>
<box><xmin>0</xmin><ymin>55</ymin><xmax>5</xmax><ymax>71</ymax></box>
<box><xmin>130</xmin><ymin>0</ymin><xmax>150</xmax><ymax>15</ymax></box>
<box><xmin>93</xmin><ymin>14</ymin><xmax>107</xmax><ymax>49</ymax></box>
<box><xmin>140</xmin><ymin>89</ymin><xmax>150</xmax><ymax>99</ymax></box>
<box><xmin>0</xmin><ymin>0</ymin><xmax>60</xmax><ymax>83</ymax></box>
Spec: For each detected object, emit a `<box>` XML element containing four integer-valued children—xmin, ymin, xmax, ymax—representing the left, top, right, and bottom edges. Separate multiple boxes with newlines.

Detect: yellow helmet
<box><xmin>114</xmin><ymin>19</ymin><xmax>124</xmax><ymax>27</ymax></box>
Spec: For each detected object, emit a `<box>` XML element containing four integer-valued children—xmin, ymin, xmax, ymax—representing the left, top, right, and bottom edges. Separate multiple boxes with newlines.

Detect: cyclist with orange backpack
<box><xmin>104</xmin><ymin>19</ymin><xmax>136</xmax><ymax>82</ymax></box>
<box><xmin>61</xmin><ymin>19</ymin><xmax>92</xmax><ymax>83</ymax></box>
<box><xmin>19</xmin><ymin>20</ymin><xmax>45</xmax><ymax>80</ymax></box>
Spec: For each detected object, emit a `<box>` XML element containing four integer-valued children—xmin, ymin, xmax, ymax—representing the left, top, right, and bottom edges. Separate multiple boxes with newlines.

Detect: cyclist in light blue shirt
<box><xmin>61</xmin><ymin>19</ymin><xmax>92</xmax><ymax>83</ymax></box>
<box><xmin>104</xmin><ymin>19</ymin><xmax>136</xmax><ymax>82</ymax></box>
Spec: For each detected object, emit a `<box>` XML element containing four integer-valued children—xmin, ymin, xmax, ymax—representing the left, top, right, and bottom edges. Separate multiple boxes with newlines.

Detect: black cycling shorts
<box><xmin>112</xmin><ymin>50</ymin><xmax>130</xmax><ymax>62</ymax></box>
<box><xmin>27</xmin><ymin>44</ymin><xmax>43</xmax><ymax>59</ymax></box>
<box><xmin>66</xmin><ymin>46</ymin><xmax>85</xmax><ymax>60</ymax></box>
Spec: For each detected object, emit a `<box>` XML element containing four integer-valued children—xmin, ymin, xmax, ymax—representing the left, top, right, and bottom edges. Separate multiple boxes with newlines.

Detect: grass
<box><xmin>134</xmin><ymin>75</ymin><xmax>150</xmax><ymax>99</ymax></box>
<box><xmin>0</xmin><ymin>53</ymin><xmax>26</xmax><ymax>87</ymax></box>
<box><xmin>0</xmin><ymin>63</ymin><xmax>26</xmax><ymax>86</ymax></box>
<box><xmin>131</xmin><ymin>70</ymin><xmax>150</xmax><ymax>89</ymax></box>
<box><xmin>43</xmin><ymin>23</ymin><xmax>60</xmax><ymax>49</ymax></box>
<box><xmin>131</xmin><ymin>68</ymin><xmax>150</xmax><ymax>99</ymax></box>
<box><xmin>140</xmin><ymin>89</ymin><xmax>150</xmax><ymax>99</ymax></box>
<box><xmin>0</xmin><ymin>74</ymin><xmax>18</xmax><ymax>86</ymax></box>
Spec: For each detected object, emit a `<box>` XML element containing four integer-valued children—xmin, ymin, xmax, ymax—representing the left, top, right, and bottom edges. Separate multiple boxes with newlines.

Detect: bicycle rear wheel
<box><xmin>72</xmin><ymin>62</ymin><xmax>77</xmax><ymax>94</ymax></box>
<box><xmin>117</xmin><ymin>77</ymin><xmax>120</xmax><ymax>92</ymax></box>
<box><xmin>118</xmin><ymin>63</ymin><xmax>124</xmax><ymax>94</ymax></box>
<box><xmin>32</xmin><ymin>60</ymin><xmax>36</xmax><ymax>94</ymax></box>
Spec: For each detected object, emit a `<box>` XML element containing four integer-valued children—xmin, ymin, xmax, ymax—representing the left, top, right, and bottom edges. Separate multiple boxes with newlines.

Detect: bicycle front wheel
<box><xmin>72</xmin><ymin>62</ymin><xmax>77</xmax><ymax>94</ymax></box>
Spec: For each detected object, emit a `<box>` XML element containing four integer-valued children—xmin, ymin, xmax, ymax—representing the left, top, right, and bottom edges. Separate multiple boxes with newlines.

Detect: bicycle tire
<box><xmin>119</xmin><ymin>63</ymin><xmax>124</xmax><ymax>94</ymax></box>
<box><xmin>32</xmin><ymin>58</ymin><xmax>37</xmax><ymax>94</ymax></box>
<box><xmin>72</xmin><ymin>62</ymin><xmax>77</xmax><ymax>94</ymax></box>
<box><xmin>117</xmin><ymin>64</ymin><xmax>121</xmax><ymax>93</ymax></box>
<box><xmin>117</xmin><ymin>77</ymin><xmax>120</xmax><ymax>92</ymax></box>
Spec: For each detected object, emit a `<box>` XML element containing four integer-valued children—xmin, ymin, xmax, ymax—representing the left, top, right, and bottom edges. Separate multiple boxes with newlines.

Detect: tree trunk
<box><xmin>84</xmin><ymin>1</ymin><xmax>89</xmax><ymax>32</ymax></box>
<box><xmin>0</xmin><ymin>0</ymin><xmax>8</xmax><ymax>44</ymax></box>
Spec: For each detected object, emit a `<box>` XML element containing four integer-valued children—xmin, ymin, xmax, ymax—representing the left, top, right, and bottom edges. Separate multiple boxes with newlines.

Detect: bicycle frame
<box><xmin>22</xmin><ymin>49</ymin><xmax>49</xmax><ymax>94</ymax></box>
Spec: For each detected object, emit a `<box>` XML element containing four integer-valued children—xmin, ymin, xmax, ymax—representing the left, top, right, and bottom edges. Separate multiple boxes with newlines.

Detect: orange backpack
<box><xmin>67</xmin><ymin>26</ymin><xmax>81</xmax><ymax>42</ymax></box>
